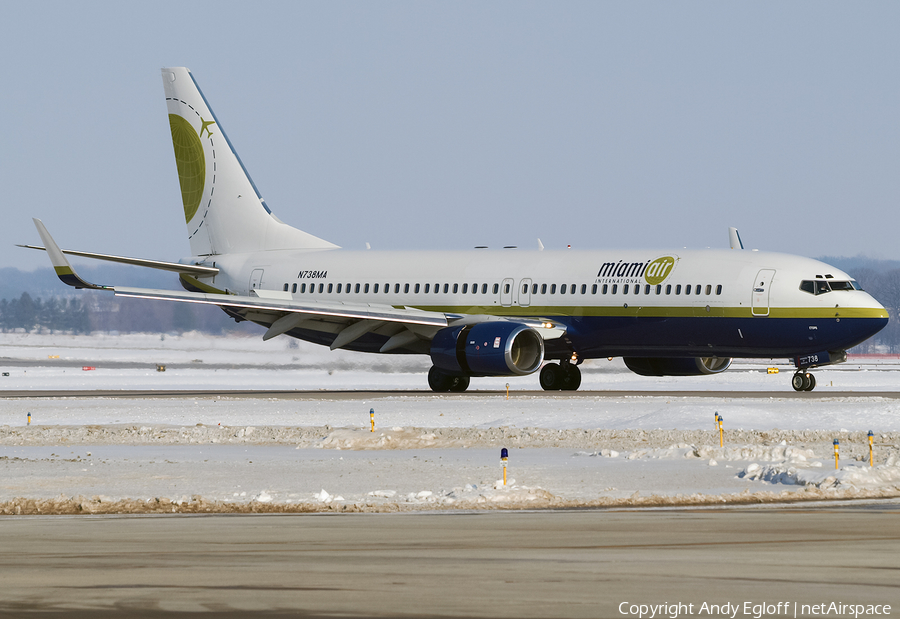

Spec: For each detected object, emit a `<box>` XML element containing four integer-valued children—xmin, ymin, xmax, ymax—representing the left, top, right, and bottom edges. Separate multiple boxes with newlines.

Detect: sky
<box><xmin>3</xmin><ymin>1</ymin><xmax>899</xmax><ymax>272</ymax></box>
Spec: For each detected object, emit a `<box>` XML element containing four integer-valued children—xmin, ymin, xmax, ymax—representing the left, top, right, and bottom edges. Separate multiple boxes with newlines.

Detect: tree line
<box><xmin>0</xmin><ymin>292</ymin><xmax>245</xmax><ymax>335</ymax></box>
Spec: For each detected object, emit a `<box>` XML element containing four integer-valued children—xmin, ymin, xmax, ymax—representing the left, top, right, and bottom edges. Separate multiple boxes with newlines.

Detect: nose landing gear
<box><xmin>791</xmin><ymin>371</ymin><xmax>816</xmax><ymax>392</ymax></box>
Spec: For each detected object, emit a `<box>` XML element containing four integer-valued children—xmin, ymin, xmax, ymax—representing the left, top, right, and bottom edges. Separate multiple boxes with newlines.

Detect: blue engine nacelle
<box><xmin>623</xmin><ymin>356</ymin><xmax>732</xmax><ymax>377</ymax></box>
<box><xmin>430</xmin><ymin>322</ymin><xmax>545</xmax><ymax>377</ymax></box>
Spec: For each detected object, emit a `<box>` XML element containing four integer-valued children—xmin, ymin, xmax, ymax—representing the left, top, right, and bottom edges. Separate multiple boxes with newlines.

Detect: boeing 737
<box><xmin>23</xmin><ymin>67</ymin><xmax>889</xmax><ymax>392</ymax></box>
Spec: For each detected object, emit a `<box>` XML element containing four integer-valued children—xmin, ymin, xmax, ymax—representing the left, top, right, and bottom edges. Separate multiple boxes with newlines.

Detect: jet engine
<box><xmin>430</xmin><ymin>322</ymin><xmax>544</xmax><ymax>376</ymax></box>
<box><xmin>623</xmin><ymin>356</ymin><xmax>732</xmax><ymax>376</ymax></box>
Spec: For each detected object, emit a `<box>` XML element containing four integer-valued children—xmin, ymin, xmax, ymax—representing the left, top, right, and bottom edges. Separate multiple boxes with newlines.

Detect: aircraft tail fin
<box><xmin>161</xmin><ymin>68</ymin><xmax>338</xmax><ymax>256</ymax></box>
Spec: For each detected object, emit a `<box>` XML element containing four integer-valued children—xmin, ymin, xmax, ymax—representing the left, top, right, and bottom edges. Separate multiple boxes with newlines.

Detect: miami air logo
<box><xmin>644</xmin><ymin>256</ymin><xmax>676</xmax><ymax>285</ymax></box>
<box><xmin>596</xmin><ymin>255</ymin><xmax>678</xmax><ymax>284</ymax></box>
<box><xmin>168</xmin><ymin>114</ymin><xmax>207</xmax><ymax>223</ymax></box>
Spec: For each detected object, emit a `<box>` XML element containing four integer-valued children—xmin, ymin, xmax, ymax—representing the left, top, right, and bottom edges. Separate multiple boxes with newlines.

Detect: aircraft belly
<box><xmin>562</xmin><ymin>315</ymin><xmax>888</xmax><ymax>359</ymax></box>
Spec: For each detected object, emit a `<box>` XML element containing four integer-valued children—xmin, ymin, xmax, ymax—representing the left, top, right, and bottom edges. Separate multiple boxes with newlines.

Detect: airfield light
<box><xmin>370</xmin><ymin>408</ymin><xmax>375</xmax><ymax>433</ymax></box>
<box><xmin>27</xmin><ymin>412</ymin><xmax>31</xmax><ymax>426</ymax></box>
<box><xmin>717</xmin><ymin>416</ymin><xmax>724</xmax><ymax>448</ymax></box>
<box><xmin>501</xmin><ymin>448</ymin><xmax>509</xmax><ymax>486</ymax></box>
<box><xmin>868</xmin><ymin>430</ymin><xmax>875</xmax><ymax>467</ymax></box>
<box><xmin>833</xmin><ymin>439</ymin><xmax>840</xmax><ymax>470</ymax></box>
<box><xmin>505</xmin><ymin>383</ymin><xmax>510</xmax><ymax>401</ymax></box>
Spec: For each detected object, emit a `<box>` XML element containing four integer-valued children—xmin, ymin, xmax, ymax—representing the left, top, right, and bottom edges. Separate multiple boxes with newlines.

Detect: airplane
<box><xmin>22</xmin><ymin>67</ymin><xmax>889</xmax><ymax>393</ymax></box>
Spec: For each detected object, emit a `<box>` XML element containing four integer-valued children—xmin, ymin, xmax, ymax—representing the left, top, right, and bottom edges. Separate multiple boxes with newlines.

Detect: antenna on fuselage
<box><xmin>728</xmin><ymin>227</ymin><xmax>744</xmax><ymax>250</ymax></box>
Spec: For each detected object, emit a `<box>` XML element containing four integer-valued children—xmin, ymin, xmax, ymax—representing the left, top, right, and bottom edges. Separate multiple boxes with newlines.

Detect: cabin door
<box><xmin>751</xmin><ymin>269</ymin><xmax>775</xmax><ymax>316</ymax></box>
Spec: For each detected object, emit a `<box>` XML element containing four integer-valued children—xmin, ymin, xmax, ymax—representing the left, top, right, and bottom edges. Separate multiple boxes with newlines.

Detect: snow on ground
<box><xmin>1</xmin><ymin>333</ymin><xmax>900</xmax><ymax>514</ymax></box>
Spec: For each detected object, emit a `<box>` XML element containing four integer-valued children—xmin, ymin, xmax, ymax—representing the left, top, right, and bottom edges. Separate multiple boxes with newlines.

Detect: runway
<box><xmin>1</xmin><ymin>507</ymin><xmax>897</xmax><ymax>618</ymax></box>
<box><xmin>4</xmin><ymin>389</ymin><xmax>900</xmax><ymax>399</ymax></box>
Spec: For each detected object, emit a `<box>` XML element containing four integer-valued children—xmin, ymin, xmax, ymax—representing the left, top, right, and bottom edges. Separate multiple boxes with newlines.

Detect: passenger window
<box><xmin>635</xmin><ymin>285</ymin><xmax>640</xmax><ymax>295</ymax></box>
<box><xmin>424</xmin><ymin>284</ymin><xmax>430</xmax><ymax>293</ymax></box>
<box><xmin>364</xmin><ymin>283</ymin><xmax>369</xmax><ymax>293</ymax></box>
<box><xmin>705</xmin><ymin>285</ymin><xmax>712</xmax><ymax>295</ymax></box>
<box><xmin>505</xmin><ymin>283</ymin><xmax>511</xmax><ymax>294</ymax></box>
<box><xmin>612</xmin><ymin>284</ymin><xmax>618</xmax><ymax>294</ymax></box>
<box><xmin>292</xmin><ymin>283</ymin><xmax>298</xmax><ymax>294</ymax></box>
<box><xmin>318</xmin><ymin>283</ymin><xmax>324</xmax><ymax>293</ymax></box>
<box><xmin>523</xmin><ymin>284</ymin><xmax>528</xmax><ymax>294</ymax></box>
<box><xmin>550</xmin><ymin>284</ymin><xmax>557</xmax><ymax>294</ymax></box>
<box><xmin>373</xmin><ymin>283</ymin><xmax>379</xmax><ymax>293</ymax></box>
<box><xmin>602</xmin><ymin>284</ymin><xmax>608</xmax><ymax>294</ymax></box>
<box><xmin>644</xmin><ymin>284</ymin><xmax>650</xmax><ymax>294</ymax></box>
<box><xmin>444</xmin><ymin>284</ymin><xmax>449</xmax><ymax>293</ymax></box>
<box><xmin>656</xmin><ymin>285</ymin><xmax>661</xmax><ymax>295</ymax></box>
<box><xmin>675</xmin><ymin>285</ymin><xmax>681</xmax><ymax>295</ymax></box>
<box><xmin>693</xmin><ymin>285</ymin><xmax>700</xmax><ymax>295</ymax></box>
<box><xmin>716</xmin><ymin>285</ymin><xmax>722</xmax><ymax>295</ymax></box>
<box><xmin>336</xmin><ymin>283</ymin><xmax>342</xmax><ymax>293</ymax></box>
<box><xmin>541</xmin><ymin>284</ymin><xmax>547</xmax><ymax>294</ymax></box>
<box><xmin>592</xmin><ymin>284</ymin><xmax>597</xmax><ymax>294</ymax></box>
<box><xmin>346</xmin><ymin>283</ymin><xmax>351</xmax><ymax>294</ymax></box>
<box><xmin>328</xmin><ymin>283</ymin><xmax>333</xmax><ymax>293</ymax></box>
<box><xmin>385</xmin><ymin>284</ymin><xmax>390</xmax><ymax>294</ymax></box>
<box><xmin>472</xmin><ymin>283</ymin><xmax>478</xmax><ymax>294</ymax></box>
<box><xmin>581</xmin><ymin>284</ymin><xmax>586</xmax><ymax>294</ymax></box>
<box><xmin>414</xmin><ymin>284</ymin><xmax>420</xmax><ymax>293</ymax></box>
<box><xmin>404</xmin><ymin>283</ymin><xmax>409</xmax><ymax>293</ymax></box>
<box><xmin>623</xmin><ymin>284</ymin><xmax>629</xmax><ymax>294</ymax></box>
<box><xmin>283</xmin><ymin>283</ymin><xmax>289</xmax><ymax>292</ymax></box>
<box><xmin>493</xmin><ymin>283</ymin><xmax>499</xmax><ymax>294</ymax></box>
<box><xmin>355</xmin><ymin>283</ymin><xmax>361</xmax><ymax>293</ymax></box>
<box><xmin>560</xmin><ymin>284</ymin><xmax>566</xmax><ymax>295</ymax></box>
<box><xmin>666</xmin><ymin>285</ymin><xmax>671</xmax><ymax>295</ymax></box>
<box><xmin>394</xmin><ymin>283</ymin><xmax>400</xmax><ymax>294</ymax></box>
<box><xmin>462</xmin><ymin>284</ymin><xmax>468</xmax><ymax>294</ymax></box>
<box><xmin>453</xmin><ymin>284</ymin><xmax>459</xmax><ymax>294</ymax></box>
<box><xmin>482</xmin><ymin>284</ymin><xmax>488</xmax><ymax>294</ymax></box>
<box><xmin>684</xmin><ymin>285</ymin><xmax>690</xmax><ymax>295</ymax></box>
<box><xmin>301</xmin><ymin>283</ymin><xmax>306</xmax><ymax>293</ymax></box>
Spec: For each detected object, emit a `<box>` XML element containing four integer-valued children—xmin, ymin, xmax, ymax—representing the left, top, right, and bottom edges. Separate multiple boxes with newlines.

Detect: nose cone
<box><xmin>849</xmin><ymin>291</ymin><xmax>889</xmax><ymax>346</ymax></box>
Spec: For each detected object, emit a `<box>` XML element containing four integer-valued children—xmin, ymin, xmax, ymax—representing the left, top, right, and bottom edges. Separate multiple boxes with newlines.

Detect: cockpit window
<box><xmin>828</xmin><ymin>281</ymin><xmax>855</xmax><ymax>291</ymax></box>
<box><xmin>800</xmin><ymin>280</ymin><xmax>833</xmax><ymax>295</ymax></box>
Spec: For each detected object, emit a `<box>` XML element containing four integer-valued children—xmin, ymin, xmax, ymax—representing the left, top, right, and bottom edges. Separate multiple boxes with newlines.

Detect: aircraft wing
<box><xmin>30</xmin><ymin>218</ymin><xmax>564</xmax><ymax>351</ymax></box>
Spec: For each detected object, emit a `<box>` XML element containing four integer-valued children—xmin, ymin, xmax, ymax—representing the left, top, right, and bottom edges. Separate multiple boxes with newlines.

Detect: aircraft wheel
<box><xmin>791</xmin><ymin>372</ymin><xmax>810</xmax><ymax>392</ymax></box>
<box><xmin>428</xmin><ymin>366</ymin><xmax>454</xmax><ymax>392</ymax></box>
<box><xmin>540</xmin><ymin>363</ymin><xmax>563</xmax><ymax>390</ymax></box>
<box><xmin>804</xmin><ymin>373</ymin><xmax>816</xmax><ymax>391</ymax></box>
<box><xmin>449</xmin><ymin>376</ymin><xmax>470</xmax><ymax>392</ymax></box>
<box><xmin>561</xmin><ymin>363</ymin><xmax>582</xmax><ymax>391</ymax></box>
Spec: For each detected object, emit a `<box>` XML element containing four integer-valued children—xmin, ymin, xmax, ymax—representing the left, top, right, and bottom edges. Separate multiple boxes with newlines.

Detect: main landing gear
<box><xmin>539</xmin><ymin>360</ymin><xmax>582</xmax><ymax>391</ymax></box>
<box><xmin>791</xmin><ymin>371</ymin><xmax>817</xmax><ymax>392</ymax></box>
<box><xmin>428</xmin><ymin>366</ymin><xmax>470</xmax><ymax>392</ymax></box>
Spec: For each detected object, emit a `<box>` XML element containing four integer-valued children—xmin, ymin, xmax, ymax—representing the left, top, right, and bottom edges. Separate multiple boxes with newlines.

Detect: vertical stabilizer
<box><xmin>162</xmin><ymin>68</ymin><xmax>338</xmax><ymax>256</ymax></box>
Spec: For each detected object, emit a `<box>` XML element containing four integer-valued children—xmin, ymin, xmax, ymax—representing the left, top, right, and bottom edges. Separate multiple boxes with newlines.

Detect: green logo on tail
<box><xmin>168</xmin><ymin>114</ymin><xmax>205</xmax><ymax>223</ymax></box>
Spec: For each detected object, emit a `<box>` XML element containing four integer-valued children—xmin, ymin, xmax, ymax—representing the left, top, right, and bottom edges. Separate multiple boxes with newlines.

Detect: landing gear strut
<box><xmin>791</xmin><ymin>371</ymin><xmax>816</xmax><ymax>392</ymax></box>
<box><xmin>428</xmin><ymin>366</ymin><xmax>470</xmax><ymax>392</ymax></box>
<box><xmin>539</xmin><ymin>360</ymin><xmax>582</xmax><ymax>391</ymax></box>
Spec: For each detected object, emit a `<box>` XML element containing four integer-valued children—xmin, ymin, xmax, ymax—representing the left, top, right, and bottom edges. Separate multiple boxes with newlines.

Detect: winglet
<box><xmin>728</xmin><ymin>227</ymin><xmax>744</xmax><ymax>250</ymax></box>
<box><xmin>32</xmin><ymin>219</ymin><xmax>109</xmax><ymax>290</ymax></box>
